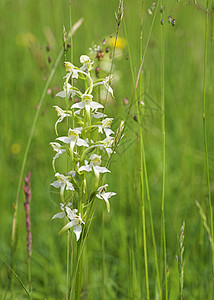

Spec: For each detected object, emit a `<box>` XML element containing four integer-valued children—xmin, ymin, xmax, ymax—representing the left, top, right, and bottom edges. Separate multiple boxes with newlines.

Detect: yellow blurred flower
<box><xmin>15</xmin><ymin>32</ymin><xmax>36</xmax><ymax>47</ymax></box>
<box><xmin>11</xmin><ymin>143</ymin><xmax>21</xmax><ymax>155</ymax></box>
<box><xmin>107</xmin><ymin>37</ymin><xmax>126</xmax><ymax>49</ymax></box>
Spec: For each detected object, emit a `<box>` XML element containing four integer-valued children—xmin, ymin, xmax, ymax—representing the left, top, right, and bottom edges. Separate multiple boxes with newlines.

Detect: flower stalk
<box><xmin>50</xmin><ymin>54</ymin><xmax>121</xmax><ymax>298</ymax></box>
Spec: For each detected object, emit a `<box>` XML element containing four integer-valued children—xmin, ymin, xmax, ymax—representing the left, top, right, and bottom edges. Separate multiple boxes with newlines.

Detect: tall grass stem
<box><xmin>101</xmin><ymin>206</ymin><xmax>106</xmax><ymax>300</ymax></box>
<box><xmin>160</xmin><ymin>1</ymin><xmax>168</xmax><ymax>298</ymax></box>
<box><xmin>123</xmin><ymin>2</ymin><xmax>161</xmax><ymax>298</ymax></box>
<box><xmin>203</xmin><ymin>0</ymin><xmax>214</xmax><ymax>277</ymax></box>
<box><xmin>138</xmin><ymin>1</ymin><xmax>149</xmax><ymax>298</ymax></box>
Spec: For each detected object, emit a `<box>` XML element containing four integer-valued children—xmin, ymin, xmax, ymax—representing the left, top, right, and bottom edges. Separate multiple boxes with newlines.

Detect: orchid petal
<box><xmin>56</xmin><ymin>136</ymin><xmax>71</xmax><ymax>144</ymax></box>
<box><xmin>76</xmin><ymin>138</ymin><xmax>89</xmax><ymax>147</ymax></box>
<box><xmin>71</xmin><ymin>102</ymin><xmax>85</xmax><ymax>109</ymax></box>
<box><xmin>52</xmin><ymin>212</ymin><xmax>66</xmax><ymax>219</ymax></box>
<box><xmin>58</xmin><ymin>220</ymin><xmax>77</xmax><ymax>235</ymax></box>
<box><xmin>73</xmin><ymin>224</ymin><xmax>82</xmax><ymax>241</ymax></box>
<box><xmin>90</xmin><ymin>101</ymin><xmax>104</xmax><ymax>110</ymax></box>
<box><xmin>94</xmin><ymin>166</ymin><xmax>111</xmax><ymax>173</ymax></box>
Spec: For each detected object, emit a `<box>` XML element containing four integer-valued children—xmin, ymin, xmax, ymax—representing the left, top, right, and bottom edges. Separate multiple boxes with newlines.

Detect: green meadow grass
<box><xmin>1</xmin><ymin>0</ymin><xmax>214</xmax><ymax>299</ymax></box>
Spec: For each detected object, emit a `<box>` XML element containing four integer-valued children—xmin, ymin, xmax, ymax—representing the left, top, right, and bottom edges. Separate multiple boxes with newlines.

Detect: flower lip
<box><xmin>97</xmin><ymin>184</ymin><xmax>108</xmax><ymax>194</ymax></box>
<box><xmin>68</xmin><ymin>127</ymin><xmax>82</xmax><ymax>137</ymax></box>
<box><xmin>65</xmin><ymin>61</ymin><xmax>75</xmax><ymax>72</ymax></box>
<box><xmin>51</xmin><ymin>172</ymin><xmax>75</xmax><ymax>191</ymax></box>
<box><xmin>89</xmin><ymin>154</ymin><xmax>101</xmax><ymax>166</ymax></box>
<box><xmin>81</xmin><ymin>93</ymin><xmax>93</xmax><ymax>102</ymax></box>
<box><xmin>102</xmin><ymin>118</ymin><xmax>113</xmax><ymax>128</ymax></box>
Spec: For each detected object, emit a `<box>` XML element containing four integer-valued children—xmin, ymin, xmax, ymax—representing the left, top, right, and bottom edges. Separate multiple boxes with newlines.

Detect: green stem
<box><xmin>66</xmin><ymin>4</ymin><xmax>72</xmax><ymax>294</ymax></box>
<box><xmin>143</xmin><ymin>135</ymin><xmax>162</xmax><ymax>299</ymax></box>
<box><xmin>138</xmin><ymin>1</ymin><xmax>149</xmax><ymax>298</ymax></box>
<box><xmin>66</xmin><ymin>231</ymin><xmax>70</xmax><ymax>300</ymax></box>
<box><xmin>203</xmin><ymin>0</ymin><xmax>214</xmax><ymax>276</ymax></box>
<box><xmin>138</xmin><ymin>8</ymin><xmax>162</xmax><ymax>292</ymax></box>
<box><xmin>75</xmin><ymin>241</ymin><xmax>82</xmax><ymax>300</ymax></box>
<box><xmin>124</xmin><ymin>13</ymin><xmax>161</xmax><ymax>296</ymax></box>
<box><xmin>70</xmin><ymin>199</ymin><xmax>96</xmax><ymax>299</ymax></box>
<box><xmin>160</xmin><ymin>1</ymin><xmax>168</xmax><ymax>298</ymax></box>
<box><xmin>0</xmin><ymin>255</ymin><xmax>30</xmax><ymax>297</ymax></box>
<box><xmin>139</xmin><ymin>136</ymin><xmax>149</xmax><ymax>299</ymax></box>
<box><xmin>102</xmin><ymin>205</ymin><xmax>106</xmax><ymax>300</ymax></box>
<box><xmin>75</xmin><ymin>180</ymin><xmax>84</xmax><ymax>300</ymax></box>
<box><xmin>69</xmin><ymin>0</ymin><xmax>73</xmax><ymax>63</ymax></box>
<box><xmin>28</xmin><ymin>256</ymin><xmax>32</xmax><ymax>300</ymax></box>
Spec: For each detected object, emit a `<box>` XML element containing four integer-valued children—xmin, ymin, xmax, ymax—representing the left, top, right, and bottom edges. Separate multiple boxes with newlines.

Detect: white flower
<box><xmin>71</xmin><ymin>94</ymin><xmax>104</xmax><ymax>114</ymax></box>
<box><xmin>89</xmin><ymin>44</ymin><xmax>101</xmax><ymax>53</ymax></box>
<box><xmin>50</xmin><ymin>142</ymin><xmax>66</xmax><ymax>160</ymax></box>
<box><xmin>66</xmin><ymin>171</ymin><xmax>76</xmax><ymax>177</ymax></box>
<box><xmin>56</xmin><ymin>83</ymin><xmax>80</xmax><ymax>98</ymax></box>
<box><xmin>97</xmin><ymin>118</ymin><xmax>114</xmax><ymax>137</ymax></box>
<box><xmin>52</xmin><ymin>202</ymin><xmax>72</xmax><ymax>220</ymax></box>
<box><xmin>93</xmin><ymin>112</ymin><xmax>107</xmax><ymax>119</ymax></box>
<box><xmin>53</xmin><ymin>106</ymin><xmax>71</xmax><ymax>134</ymax></box>
<box><xmin>58</xmin><ymin>207</ymin><xmax>85</xmax><ymax>241</ymax></box>
<box><xmin>80</xmin><ymin>55</ymin><xmax>93</xmax><ymax>72</ymax></box>
<box><xmin>79</xmin><ymin>154</ymin><xmax>110</xmax><ymax>179</ymax></box>
<box><xmin>96</xmin><ymin>184</ymin><xmax>116</xmax><ymax>213</ymax></box>
<box><xmin>103</xmin><ymin>75</ymin><xmax>114</xmax><ymax>97</ymax></box>
<box><xmin>65</xmin><ymin>62</ymin><xmax>79</xmax><ymax>79</ymax></box>
<box><xmin>56</xmin><ymin>127</ymin><xmax>89</xmax><ymax>159</ymax></box>
<box><xmin>80</xmin><ymin>55</ymin><xmax>91</xmax><ymax>64</ymax></box>
<box><xmin>100</xmin><ymin>136</ymin><xmax>114</xmax><ymax>156</ymax></box>
<box><xmin>51</xmin><ymin>173</ymin><xmax>74</xmax><ymax>192</ymax></box>
<box><xmin>94</xmin><ymin>75</ymin><xmax>114</xmax><ymax>97</ymax></box>
<box><xmin>50</xmin><ymin>142</ymin><xmax>66</xmax><ymax>171</ymax></box>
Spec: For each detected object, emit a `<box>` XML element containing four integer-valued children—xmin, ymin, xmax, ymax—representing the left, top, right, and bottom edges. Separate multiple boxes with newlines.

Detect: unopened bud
<box><xmin>122</xmin><ymin>98</ymin><xmax>129</xmax><ymax>105</ymax></box>
<box><xmin>168</xmin><ymin>16</ymin><xmax>172</xmax><ymax>23</ymax></box>
<box><xmin>148</xmin><ymin>8</ymin><xmax>152</xmax><ymax>15</ymax></box>
<box><xmin>171</xmin><ymin>19</ymin><xmax>175</xmax><ymax>26</ymax></box>
<box><xmin>95</xmin><ymin>67</ymin><xmax>100</xmax><ymax>77</ymax></box>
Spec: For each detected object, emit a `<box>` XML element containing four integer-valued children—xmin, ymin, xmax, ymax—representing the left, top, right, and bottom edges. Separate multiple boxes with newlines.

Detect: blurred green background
<box><xmin>1</xmin><ymin>0</ymin><xmax>214</xmax><ymax>298</ymax></box>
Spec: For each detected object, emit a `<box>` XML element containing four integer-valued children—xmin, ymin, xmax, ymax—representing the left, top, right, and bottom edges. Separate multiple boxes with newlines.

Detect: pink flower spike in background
<box><xmin>23</xmin><ymin>172</ymin><xmax>32</xmax><ymax>259</ymax></box>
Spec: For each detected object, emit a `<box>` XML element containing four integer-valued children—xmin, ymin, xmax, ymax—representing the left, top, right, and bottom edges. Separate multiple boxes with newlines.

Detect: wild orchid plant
<box><xmin>50</xmin><ymin>54</ymin><xmax>120</xmax><ymax>242</ymax></box>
